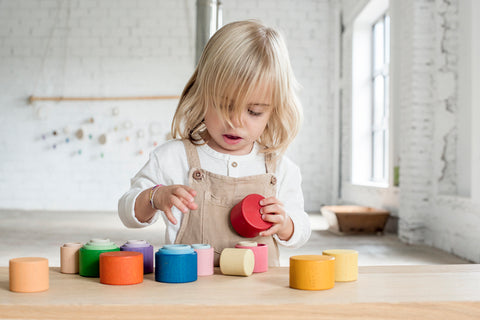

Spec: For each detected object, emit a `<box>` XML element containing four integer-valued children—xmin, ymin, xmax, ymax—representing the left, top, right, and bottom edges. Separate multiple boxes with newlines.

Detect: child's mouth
<box><xmin>223</xmin><ymin>134</ymin><xmax>242</xmax><ymax>145</ymax></box>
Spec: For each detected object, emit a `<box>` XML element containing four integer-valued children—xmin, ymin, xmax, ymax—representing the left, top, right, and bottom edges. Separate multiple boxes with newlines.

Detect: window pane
<box><xmin>373</xmin><ymin>75</ymin><xmax>385</xmax><ymax>125</ymax></box>
<box><xmin>385</xmin><ymin>75</ymin><xmax>389</xmax><ymax>115</ymax></box>
<box><xmin>372</xmin><ymin>131</ymin><xmax>385</xmax><ymax>180</ymax></box>
<box><xmin>373</xmin><ymin>19</ymin><xmax>384</xmax><ymax>72</ymax></box>
<box><xmin>352</xmin><ymin>8</ymin><xmax>390</xmax><ymax>186</ymax></box>
<box><xmin>385</xmin><ymin>15</ymin><xmax>390</xmax><ymax>65</ymax></box>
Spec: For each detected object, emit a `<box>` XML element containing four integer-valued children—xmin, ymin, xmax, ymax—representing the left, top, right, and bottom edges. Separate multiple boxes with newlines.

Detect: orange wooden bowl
<box><xmin>99</xmin><ymin>251</ymin><xmax>143</xmax><ymax>285</ymax></box>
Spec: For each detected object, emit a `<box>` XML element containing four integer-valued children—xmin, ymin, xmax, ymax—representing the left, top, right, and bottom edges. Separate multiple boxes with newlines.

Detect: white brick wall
<box><xmin>339</xmin><ymin>0</ymin><xmax>480</xmax><ymax>262</ymax></box>
<box><xmin>424</xmin><ymin>0</ymin><xmax>480</xmax><ymax>262</ymax></box>
<box><xmin>433</xmin><ymin>0</ymin><xmax>458</xmax><ymax>195</ymax></box>
<box><xmin>396</xmin><ymin>0</ymin><xmax>436</xmax><ymax>244</ymax></box>
<box><xmin>0</xmin><ymin>0</ymin><xmax>332</xmax><ymax>212</ymax></box>
<box><xmin>0</xmin><ymin>0</ymin><xmax>195</xmax><ymax>211</ymax></box>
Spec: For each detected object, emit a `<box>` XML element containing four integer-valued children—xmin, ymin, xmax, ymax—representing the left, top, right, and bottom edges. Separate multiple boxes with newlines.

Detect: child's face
<box><xmin>204</xmin><ymin>84</ymin><xmax>272</xmax><ymax>155</ymax></box>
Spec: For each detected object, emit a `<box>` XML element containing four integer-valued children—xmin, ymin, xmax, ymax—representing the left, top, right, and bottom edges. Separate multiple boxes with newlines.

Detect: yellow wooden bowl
<box><xmin>323</xmin><ymin>249</ymin><xmax>358</xmax><ymax>282</ymax></box>
<box><xmin>289</xmin><ymin>255</ymin><xmax>335</xmax><ymax>290</ymax></box>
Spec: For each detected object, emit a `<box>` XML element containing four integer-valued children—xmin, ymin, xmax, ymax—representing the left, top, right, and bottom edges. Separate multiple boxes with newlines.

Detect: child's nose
<box><xmin>228</xmin><ymin>114</ymin><xmax>244</xmax><ymax>128</ymax></box>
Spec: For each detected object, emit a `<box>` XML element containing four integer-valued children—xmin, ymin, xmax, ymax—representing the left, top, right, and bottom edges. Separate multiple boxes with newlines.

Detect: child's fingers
<box><xmin>186</xmin><ymin>200</ymin><xmax>198</xmax><ymax>210</ymax></box>
<box><xmin>163</xmin><ymin>207</ymin><xmax>178</xmax><ymax>225</ymax></box>
<box><xmin>180</xmin><ymin>196</ymin><xmax>198</xmax><ymax>211</ymax></box>
<box><xmin>172</xmin><ymin>186</ymin><xmax>196</xmax><ymax>204</ymax></box>
<box><xmin>185</xmin><ymin>186</ymin><xmax>197</xmax><ymax>197</ymax></box>
<box><xmin>171</xmin><ymin>196</ymin><xmax>189</xmax><ymax>214</ymax></box>
<box><xmin>260</xmin><ymin>224</ymin><xmax>280</xmax><ymax>237</ymax></box>
<box><xmin>260</xmin><ymin>203</ymin><xmax>284</xmax><ymax>215</ymax></box>
<box><xmin>172</xmin><ymin>187</ymin><xmax>198</xmax><ymax>211</ymax></box>
<box><xmin>259</xmin><ymin>200</ymin><xmax>287</xmax><ymax>237</ymax></box>
<box><xmin>262</xmin><ymin>212</ymin><xmax>285</xmax><ymax>225</ymax></box>
<box><xmin>259</xmin><ymin>196</ymin><xmax>281</xmax><ymax>206</ymax></box>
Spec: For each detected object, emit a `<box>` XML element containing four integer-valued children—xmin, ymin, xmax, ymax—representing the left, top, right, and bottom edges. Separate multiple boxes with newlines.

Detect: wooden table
<box><xmin>1</xmin><ymin>265</ymin><xmax>480</xmax><ymax>319</ymax></box>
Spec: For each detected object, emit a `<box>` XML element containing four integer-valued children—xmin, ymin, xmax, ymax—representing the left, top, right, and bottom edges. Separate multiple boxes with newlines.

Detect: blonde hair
<box><xmin>171</xmin><ymin>20</ymin><xmax>302</xmax><ymax>155</ymax></box>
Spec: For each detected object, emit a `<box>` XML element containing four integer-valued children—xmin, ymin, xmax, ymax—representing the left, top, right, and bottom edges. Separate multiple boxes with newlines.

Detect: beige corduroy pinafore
<box><xmin>174</xmin><ymin>139</ymin><xmax>280</xmax><ymax>267</ymax></box>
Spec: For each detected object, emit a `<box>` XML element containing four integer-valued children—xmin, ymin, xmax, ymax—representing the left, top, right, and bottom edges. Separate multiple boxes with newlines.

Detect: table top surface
<box><xmin>1</xmin><ymin>264</ymin><xmax>480</xmax><ymax>319</ymax></box>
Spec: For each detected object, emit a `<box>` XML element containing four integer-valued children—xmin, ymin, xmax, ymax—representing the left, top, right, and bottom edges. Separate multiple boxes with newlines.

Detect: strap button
<box><xmin>193</xmin><ymin>170</ymin><xmax>203</xmax><ymax>180</ymax></box>
<box><xmin>270</xmin><ymin>176</ymin><xmax>277</xmax><ymax>185</ymax></box>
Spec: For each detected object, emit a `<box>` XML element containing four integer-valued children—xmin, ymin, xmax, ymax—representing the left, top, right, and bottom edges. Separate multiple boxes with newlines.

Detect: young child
<box><xmin>118</xmin><ymin>20</ymin><xmax>311</xmax><ymax>266</ymax></box>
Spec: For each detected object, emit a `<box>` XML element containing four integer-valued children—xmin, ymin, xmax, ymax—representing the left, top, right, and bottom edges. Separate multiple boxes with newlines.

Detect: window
<box><xmin>351</xmin><ymin>0</ymin><xmax>390</xmax><ymax>187</ymax></box>
<box><xmin>371</xmin><ymin>14</ymin><xmax>390</xmax><ymax>182</ymax></box>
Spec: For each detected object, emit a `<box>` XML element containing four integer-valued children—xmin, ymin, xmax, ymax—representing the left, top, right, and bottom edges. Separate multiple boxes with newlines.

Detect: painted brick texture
<box><xmin>340</xmin><ymin>0</ymin><xmax>479</xmax><ymax>262</ymax></box>
<box><xmin>0</xmin><ymin>0</ymin><xmax>331</xmax><ymax>212</ymax></box>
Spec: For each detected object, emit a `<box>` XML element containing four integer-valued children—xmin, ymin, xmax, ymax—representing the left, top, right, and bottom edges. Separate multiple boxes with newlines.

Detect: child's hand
<box><xmin>153</xmin><ymin>185</ymin><xmax>198</xmax><ymax>225</ymax></box>
<box><xmin>258</xmin><ymin>197</ymin><xmax>294</xmax><ymax>241</ymax></box>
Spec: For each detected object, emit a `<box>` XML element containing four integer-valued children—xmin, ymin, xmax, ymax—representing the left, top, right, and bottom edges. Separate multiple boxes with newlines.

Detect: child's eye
<box><xmin>248</xmin><ymin>109</ymin><xmax>262</xmax><ymax>116</ymax></box>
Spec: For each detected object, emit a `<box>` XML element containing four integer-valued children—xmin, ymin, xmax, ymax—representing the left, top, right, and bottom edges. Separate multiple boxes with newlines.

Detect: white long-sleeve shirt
<box><xmin>118</xmin><ymin>139</ymin><xmax>311</xmax><ymax>248</ymax></box>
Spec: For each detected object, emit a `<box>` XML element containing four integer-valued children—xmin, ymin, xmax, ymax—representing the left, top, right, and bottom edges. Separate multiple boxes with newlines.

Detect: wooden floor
<box><xmin>0</xmin><ymin>210</ymin><xmax>469</xmax><ymax>267</ymax></box>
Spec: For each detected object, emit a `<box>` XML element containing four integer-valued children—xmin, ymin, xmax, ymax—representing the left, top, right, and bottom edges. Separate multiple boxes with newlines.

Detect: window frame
<box><xmin>351</xmin><ymin>0</ymin><xmax>390</xmax><ymax>188</ymax></box>
<box><xmin>370</xmin><ymin>13</ymin><xmax>390</xmax><ymax>183</ymax></box>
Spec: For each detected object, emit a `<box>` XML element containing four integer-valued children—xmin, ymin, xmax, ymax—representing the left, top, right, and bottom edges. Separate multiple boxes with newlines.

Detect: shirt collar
<box><xmin>198</xmin><ymin>141</ymin><xmax>261</xmax><ymax>161</ymax></box>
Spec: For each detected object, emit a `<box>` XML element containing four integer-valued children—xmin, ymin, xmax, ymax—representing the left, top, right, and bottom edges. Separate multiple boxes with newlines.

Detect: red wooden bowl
<box><xmin>230</xmin><ymin>194</ymin><xmax>272</xmax><ymax>238</ymax></box>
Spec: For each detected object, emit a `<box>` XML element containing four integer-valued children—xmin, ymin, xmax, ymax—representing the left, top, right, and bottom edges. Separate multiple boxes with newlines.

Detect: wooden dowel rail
<box><xmin>28</xmin><ymin>95</ymin><xmax>181</xmax><ymax>104</ymax></box>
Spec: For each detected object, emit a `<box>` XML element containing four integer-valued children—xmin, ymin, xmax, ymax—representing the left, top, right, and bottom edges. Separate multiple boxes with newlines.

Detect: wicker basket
<box><xmin>321</xmin><ymin>205</ymin><xmax>390</xmax><ymax>235</ymax></box>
